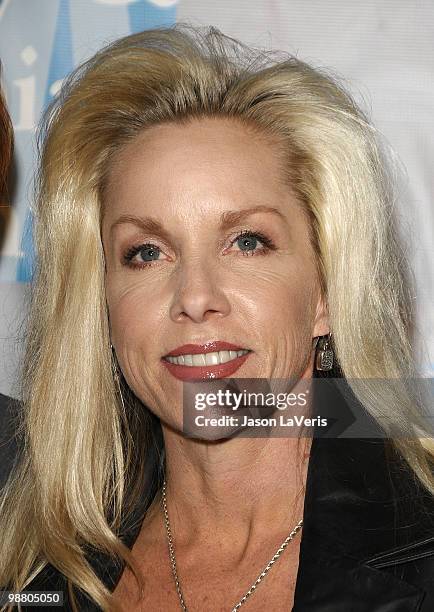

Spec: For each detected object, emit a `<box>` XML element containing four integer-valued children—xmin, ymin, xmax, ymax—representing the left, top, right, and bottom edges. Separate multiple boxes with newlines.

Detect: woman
<box><xmin>1</xmin><ymin>25</ymin><xmax>433</xmax><ymax>611</ymax></box>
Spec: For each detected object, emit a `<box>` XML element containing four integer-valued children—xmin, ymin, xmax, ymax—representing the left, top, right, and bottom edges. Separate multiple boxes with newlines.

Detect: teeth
<box><xmin>205</xmin><ymin>352</ymin><xmax>220</xmax><ymax>365</ymax></box>
<box><xmin>165</xmin><ymin>349</ymin><xmax>249</xmax><ymax>366</ymax></box>
<box><xmin>192</xmin><ymin>353</ymin><xmax>206</xmax><ymax>366</ymax></box>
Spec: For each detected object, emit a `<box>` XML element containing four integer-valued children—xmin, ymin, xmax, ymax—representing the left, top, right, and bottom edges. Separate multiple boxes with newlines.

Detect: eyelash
<box><xmin>122</xmin><ymin>229</ymin><xmax>277</xmax><ymax>270</ymax></box>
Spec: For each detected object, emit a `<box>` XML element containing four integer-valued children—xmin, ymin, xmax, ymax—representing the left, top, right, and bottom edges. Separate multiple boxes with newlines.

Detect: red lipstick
<box><xmin>162</xmin><ymin>341</ymin><xmax>252</xmax><ymax>381</ymax></box>
<box><xmin>164</xmin><ymin>341</ymin><xmax>245</xmax><ymax>357</ymax></box>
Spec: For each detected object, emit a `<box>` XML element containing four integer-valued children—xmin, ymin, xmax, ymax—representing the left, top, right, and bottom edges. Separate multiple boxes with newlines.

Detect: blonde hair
<box><xmin>1</xmin><ymin>23</ymin><xmax>433</xmax><ymax>611</ymax></box>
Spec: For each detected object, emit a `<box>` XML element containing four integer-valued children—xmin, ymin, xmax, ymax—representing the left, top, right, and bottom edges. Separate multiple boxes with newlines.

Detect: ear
<box><xmin>312</xmin><ymin>293</ymin><xmax>330</xmax><ymax>338</ymax></box>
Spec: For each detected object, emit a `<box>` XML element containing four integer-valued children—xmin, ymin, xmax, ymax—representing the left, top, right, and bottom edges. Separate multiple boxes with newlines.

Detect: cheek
<box><xmin>242</xmin><ymin>262</ymin><xmax>318</xmax><ymax>371</ymax></box>
<box><xmin>106</xmin><ymin>283</ymin><xmax>168</xmax><ymax>409</ymax></box>
<box><xmin>240</xmin><ymin>260</ymin><xmax>317</xmax><ymax>327</ymax></box>
<box><xmin>105</xmin><ymin>275</ymin><xmax>164</xmax><ymax>354</ymax></box>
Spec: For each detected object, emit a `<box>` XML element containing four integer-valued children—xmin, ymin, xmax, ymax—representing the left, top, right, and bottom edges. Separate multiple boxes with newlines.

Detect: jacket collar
<box><xmin>292</xmin><ymin>377</ymin><xmax>433</xmax><ymax>610</ymax></box>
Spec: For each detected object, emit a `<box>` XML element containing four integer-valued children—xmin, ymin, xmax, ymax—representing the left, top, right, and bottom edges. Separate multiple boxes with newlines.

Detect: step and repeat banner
<box><xmin>1</xmin><ymin>0</ymin><xmax>433</xmax><ymax>396</ymax></box>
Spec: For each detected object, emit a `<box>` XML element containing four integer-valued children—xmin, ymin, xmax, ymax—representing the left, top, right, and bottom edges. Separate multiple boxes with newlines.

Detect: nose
<box><xmin>169</xmin><ymin>256</ymin><xmax>231</xmax><ymax>324</ymax></box>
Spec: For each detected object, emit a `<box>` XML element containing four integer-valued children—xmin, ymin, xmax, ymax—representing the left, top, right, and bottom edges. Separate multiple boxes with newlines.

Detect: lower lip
<box><xmin>161</xmin><ymin>352</ymin><xmax>251</xmax><ymax>381</ymax></box>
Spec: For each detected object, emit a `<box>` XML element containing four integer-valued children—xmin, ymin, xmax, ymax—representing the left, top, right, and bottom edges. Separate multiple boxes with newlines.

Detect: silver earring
<box><xmin>315</xmin><ymin>333</ymin><xmax>334</xmax><ymax>371</ymax></box>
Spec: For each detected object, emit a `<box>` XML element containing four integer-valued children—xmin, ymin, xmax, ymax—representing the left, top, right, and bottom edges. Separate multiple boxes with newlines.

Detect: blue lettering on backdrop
<box><xmin>0</xmin><ymin>0</ymin><xmax>177</xmax><ymax>283</ymax></box>
<box><xmin>17</xmin><ymin>0</ymin><xmax>74</xmax><ymax>282</ymax></box>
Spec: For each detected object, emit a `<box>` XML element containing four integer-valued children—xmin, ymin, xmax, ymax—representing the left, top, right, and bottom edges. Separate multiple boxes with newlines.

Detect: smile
<box><xmin>161</xmin><ymin>341</ymin><xmax>252</xmax><ymax>381</ymax></box>
<box><xmin>164</xmin><ymin>349</ymin><xmax>249</xmax><ymax>366</ymax></box>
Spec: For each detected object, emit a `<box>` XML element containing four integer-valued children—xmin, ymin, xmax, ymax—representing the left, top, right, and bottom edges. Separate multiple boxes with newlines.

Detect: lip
<box><xmin>161</xmin><ymin>350</ymin><xmax>252</xmax><ymax>381</ymax></box>
<box><xmin>164</xmin><ymin>341</ymin><xmax>247</xmax><ymax>357</ymax></box>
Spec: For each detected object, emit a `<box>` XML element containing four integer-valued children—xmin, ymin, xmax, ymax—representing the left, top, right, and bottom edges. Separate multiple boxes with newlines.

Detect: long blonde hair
<box><xmin>1</xmin><ymin>24</ymin><xmax>433</xmax><ymax>611</ymax></box>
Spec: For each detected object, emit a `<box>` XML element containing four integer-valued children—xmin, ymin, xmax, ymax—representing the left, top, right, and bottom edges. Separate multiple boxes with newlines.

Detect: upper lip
<box><xmin>163</xmin><ymin>341</ymin><xmax>250</xmax><ymax>358</ymax></box>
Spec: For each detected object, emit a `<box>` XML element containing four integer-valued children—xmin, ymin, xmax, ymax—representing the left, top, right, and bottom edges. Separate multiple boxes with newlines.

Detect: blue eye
<box><xmin>139</xmin><ymin>245</ymin><xmax>160</xmax><ymax>261</ymax></box>
<box><xmin>122</xmin><ymin>230</ymin><xmax>276</xmax><ymax>270</ymax></box>
<box><xmin>123</xmin><ymin>243</ymin><xmax>161</xmax><ymax>266</ymax></box>
<box><xmin>233</xmin><ymin>230</ymin><xmax>275</xmax><ymax>255</ymax></box>
<box><xmin>237</xmin><ymin>234</ymin><xmax>258</xmax><ymax>252</ymax></box>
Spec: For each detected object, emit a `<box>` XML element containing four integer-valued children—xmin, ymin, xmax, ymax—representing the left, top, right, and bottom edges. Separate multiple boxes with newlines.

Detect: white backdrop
<box><xmin>1</xmin><ymin>0</ymin><xmax>433</xmax><ymax>399</ymax></box>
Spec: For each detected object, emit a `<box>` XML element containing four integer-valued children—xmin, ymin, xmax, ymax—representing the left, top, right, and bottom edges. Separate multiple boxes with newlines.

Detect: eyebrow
<box><xmin>110</xmin><ymin>214</ymin><xmax>172</xmax><ymax>243</ymax></box>
<box><xmin>110</xmin><ymin>205</ymin><xmax>287</xmax><ymax>239</ymax></box>
<box><xmin>219</xmin><ymin>205</ymin><xmax>286</xmax><ymax>230</ymax></box>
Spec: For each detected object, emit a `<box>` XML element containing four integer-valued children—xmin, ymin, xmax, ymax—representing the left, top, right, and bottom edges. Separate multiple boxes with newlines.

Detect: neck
<box><xmin>160</xmin><ymin>389</ymin><xmax>312</xmax><ymax>564</ymax></box>
<box><xmin>164</xmin><ymin>434</ymin><xmax>309</xmax><ymax>528</ymax></box>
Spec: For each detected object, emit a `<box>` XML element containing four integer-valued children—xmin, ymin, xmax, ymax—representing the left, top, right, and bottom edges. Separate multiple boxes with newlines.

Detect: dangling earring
<box><xmin>315</xmin><ymin>333</ymin><xmax>334</xmax><ymax>371</ymax></box>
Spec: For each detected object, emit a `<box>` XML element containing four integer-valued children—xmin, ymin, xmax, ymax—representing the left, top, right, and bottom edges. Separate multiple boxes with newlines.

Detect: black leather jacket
<box><xmin>1</xmin><ymin>382</ymin><xmax>434</xmax><ymax>611</ymax></box>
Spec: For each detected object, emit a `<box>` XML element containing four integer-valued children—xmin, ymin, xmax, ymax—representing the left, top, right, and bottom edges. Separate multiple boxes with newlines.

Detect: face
<box><xmin>101</xmin><ymin>117</ymin><xmax>329</xmax><ymax>431</ymax></box>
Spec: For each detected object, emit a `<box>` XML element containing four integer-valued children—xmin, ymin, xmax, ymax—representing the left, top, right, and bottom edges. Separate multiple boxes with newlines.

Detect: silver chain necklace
<box><xmin>161</xmin><ymin>479</ymin><xmax>303</xmax><ymax>612</ymax></box>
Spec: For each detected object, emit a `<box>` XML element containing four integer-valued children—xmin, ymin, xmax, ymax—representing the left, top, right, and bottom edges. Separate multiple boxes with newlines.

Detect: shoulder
<box><xmin>0</xmin><ymin>392</ymin><xmax>21</xmax><ymax>489</ymax></box>
<box><xmin>379</xmin><ymin>444</ymin><xmax>434</xmax><ymax>609</ymax></box>
<box><xmin>356</xmin><ymin>441</ymin><xmax>434</xmax><ymax>611</ymax></box>
<box><xmin>300</xmin><ymin>431</ymin><xmax>434</xmax><ymax>610</ymax></box>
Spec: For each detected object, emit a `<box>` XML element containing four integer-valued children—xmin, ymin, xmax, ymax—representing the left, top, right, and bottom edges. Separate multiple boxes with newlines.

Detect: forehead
<box><xmin>101</xmin><ymin>117</ymin><xmax>301</xmax><ymax>231</ymax></box>
<box><xmin>109</xmin><ymin>116</ymin><xmax>285</xmax><ymax>168</ymax></box>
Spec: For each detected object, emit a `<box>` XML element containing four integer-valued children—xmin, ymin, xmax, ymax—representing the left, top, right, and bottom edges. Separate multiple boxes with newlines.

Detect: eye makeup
<box><xmin>121</xmin><ymin>228</ymin><xmax>278</xmax><ymax>270</ymax></box>
<box><xmin>226</xmin><ymin>229</ymin><xmax>277</xmax><ymax>257</ymax></box>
